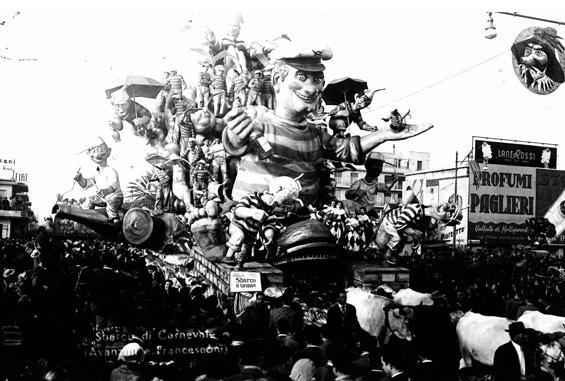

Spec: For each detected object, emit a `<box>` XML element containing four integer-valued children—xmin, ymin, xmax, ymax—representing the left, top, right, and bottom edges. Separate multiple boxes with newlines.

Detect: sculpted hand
<box><xmin>132</xmin><ymin>117</ymin><xmax>146</xmax><ymax>127</ymax></box>
<box><xmin>73</xmin><ymin>171</ymin><xmax>84</xmax><ymax>183</ymax></box>
<box><xmin>224</xmin><ymin>107</ymin><xmax>254</xmax><ymax>149</ymax></box>
<box><xmin>96</xmin><ymin>188</ymin><xmax>109</xmax><ymax>198</ymax></box>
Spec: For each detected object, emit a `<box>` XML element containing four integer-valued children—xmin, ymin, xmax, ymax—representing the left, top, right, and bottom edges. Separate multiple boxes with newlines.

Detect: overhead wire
<box><xmin>365</xmin><ymin>49</ymin><xmax>510</xmax><ymax>113</ymax></box>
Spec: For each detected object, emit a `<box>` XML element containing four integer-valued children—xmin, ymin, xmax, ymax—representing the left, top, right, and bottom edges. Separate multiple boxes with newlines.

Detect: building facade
<box><xmin>334</xmin><ymin>151</ymin><xmax>430</xmax><ymax>210</ymax></box>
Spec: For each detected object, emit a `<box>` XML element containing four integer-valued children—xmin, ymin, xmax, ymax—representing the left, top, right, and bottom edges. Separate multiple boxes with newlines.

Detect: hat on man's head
<box><xmin>271</xmin><ymin>40</ymin><xmax>333</xmax><ymax>71</ymax></box>
<box><xmin>87</xmin><ymin>136</ymin><xmax>110</xmax><ymax>152</ymax></box>
<box><xmin>506</xmin><ymin>322</ymin><xmax>527</xmax><ymax>336</ymax></box>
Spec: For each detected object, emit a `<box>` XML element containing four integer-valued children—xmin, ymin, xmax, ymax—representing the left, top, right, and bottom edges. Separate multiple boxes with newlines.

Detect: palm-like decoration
<box><xmin>126</xmin><ymin>173</ymin><xmax>157</xmax><ymax>209</ymax></box>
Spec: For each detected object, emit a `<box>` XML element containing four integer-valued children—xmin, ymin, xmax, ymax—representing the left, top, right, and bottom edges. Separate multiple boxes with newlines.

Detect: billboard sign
<box><xmin>0</xmin><ymin>157</ymin><xmax>15</xmax><ymax>180</ymax></box>
<box><xmin>468</xmin><ymin>164</ymin><xmax>536</xmax><ymax>244</ymax></box>
<box><xmin>473</xmin><ymin>137</ymin><xmax>557</xmax><ymax>169</ymax></box>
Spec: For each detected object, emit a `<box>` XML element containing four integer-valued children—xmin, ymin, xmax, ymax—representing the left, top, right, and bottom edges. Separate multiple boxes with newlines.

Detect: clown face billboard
<box><xmin>511</xmin><ymin>27</ymin><xmax>565</xmax><ymax>95</ymax></box>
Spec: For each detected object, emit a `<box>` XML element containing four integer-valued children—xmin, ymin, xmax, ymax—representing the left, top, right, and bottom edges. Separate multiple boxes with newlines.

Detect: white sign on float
<box><xmin>229</xmin><ymin>272</ymin><xmax>262</xmax><ymax>293</ymax></box>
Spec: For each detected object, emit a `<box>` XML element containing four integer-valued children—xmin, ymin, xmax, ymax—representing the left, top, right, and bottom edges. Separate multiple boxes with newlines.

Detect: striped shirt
<box><xmin>211</xmin><ymin>75</ymin><xmax>227</xmax><ymax>94</ymax></box>
<box><xmin>384</xmin><ymin>204</ymin><xmax>425</xmax><ymax>231</ymax></box>
<box><xmin>223</xmin><ymin>107</ymin><xmax>365</xmax><ymax>204</ymax></box>
<box><xmin>231</xmin><ymin>192</ymin><xmax>274</xmax><ymax>239</ymax></box>
<box><xmin>167</xmin><ymin>73</ymin><xmax>187</xmax><ymax>95</ymax></box>
<box><xmin>231</xmin><ymin>75</ymin><xmax>248</xmax><ymax>93</ymax></box>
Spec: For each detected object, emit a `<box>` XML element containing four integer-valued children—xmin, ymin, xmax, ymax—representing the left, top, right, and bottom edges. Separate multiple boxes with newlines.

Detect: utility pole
<box><xmin>453</xmin><ymin>151</ymin><xmax>458</xmax><ymax>249</ymax></box>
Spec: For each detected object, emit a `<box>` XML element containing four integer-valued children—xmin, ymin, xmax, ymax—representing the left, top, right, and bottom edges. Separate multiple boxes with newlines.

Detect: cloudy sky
<box><xmin>1</xmin><ymin>0</ymin><xmax>564</xmax><ymax>218</ymax></box>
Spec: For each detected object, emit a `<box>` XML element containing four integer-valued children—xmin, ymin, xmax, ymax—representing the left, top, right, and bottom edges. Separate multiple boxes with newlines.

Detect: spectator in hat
<box><xmin>223</xmin><ymin>40</ymin><xmax>432</xmax><ymax>205</ymax></box>
<box><xmin>493</xmin><ymin>322</ymin><xmax>530</xmax><ymax>381</ymax></box>
<box><xmin>110</xmin><ymin>342</ymin><xmax>146</xmax><ymax>381</ymax></box>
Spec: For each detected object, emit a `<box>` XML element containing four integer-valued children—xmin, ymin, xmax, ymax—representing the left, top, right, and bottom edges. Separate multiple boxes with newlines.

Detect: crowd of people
<box><xmin>0</xmin><ymin>196</ymin><xmax>27</xmax><ymax>211</ymax></box>
<box><xmin>1</xmin><ymin>229</ymin><xmax>565</xmax><ymax>380</ymax></box>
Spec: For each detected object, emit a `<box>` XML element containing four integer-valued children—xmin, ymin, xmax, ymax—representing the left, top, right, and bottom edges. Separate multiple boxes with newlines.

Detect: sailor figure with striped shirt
<box><xmin>222</xmin><ymin>40</ymin><xmax>434</xmax><ymax>206</ymax></box>
<box><xmin>375</xmin><ymin>196</ymin><xmax>461</xmax><ymax>265</ymax></box>
<box><xmin>223</xmin><ymin>176</ymin><xmax>302</xmax><ymax>269</ymax></box>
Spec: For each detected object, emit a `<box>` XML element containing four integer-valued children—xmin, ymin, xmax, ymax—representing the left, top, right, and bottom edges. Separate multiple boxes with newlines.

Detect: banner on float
<box><xmin>536</xmin><ymin>169</ymin><xmax>565</xmax><ymax>244</ymax></box>
<box><xmin>468</xmin><ymin>164</ymin><xmax>536</xmax><ymax>244</ymax></box>
<box><xmin>229</xmin><ymin>271</ymin><xmax>262</xmax><ymax>292</ymax></box>
<box><xmin>472</xmin><ymin>137</ymin><xmax>557</xmax><ymax>169</ymax></box>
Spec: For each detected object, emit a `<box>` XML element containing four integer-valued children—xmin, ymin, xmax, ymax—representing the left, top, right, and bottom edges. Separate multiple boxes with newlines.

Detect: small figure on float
<box><xmin>223</xmin><ymin>175</ymin><xmax>302</xmax><ymax>270</ymax></box>
<box><xmin>165</xmin><ymin>69</ymin><xmax>187</xmax><ymax>99</ymax></box>
<box><xmin>246</xmin><ymin>70</ymin><xmax>264</xmax><ymax>106</ymax></box>
<box><xmin>196</xmin><ymin>62</ymin><xmax>213</xmax><ymax>109</ymax></box>
<box><xmin>192</xmin><ymin>160</ymin><xmax>210</xmax><ymax>207</ymax></box>
<box><xmin>73</xmin><ymin>137</ymin><xmax>123</xmax><ymax>222</ymax></box>
<box><xmin>206</xmin><ymin>14</ymin><xmax>248</xmax><ymax>74</ymax></box>
<box><xmin>161</xmin><ymin>143</ymin><xmax>197</xmax><ymax>221</ymax></box>
<box><xmin>222</xmin><ymin>40</ymin><xmax>433</xmax><ymax>205</ymax></box>
<box><xmin>186</xmin><ymin>138</ymin><xmax>204</xmax><ymax>185</ymax></box>
<box><xmin>261</xmin><ymin>69</ymin><xmax>274</xmax><ymax>109</ymax></box>
<box><xmin>375</xmin><ymin>194</ymin><xmax>462</xmax><ymax>265</ymax></box>
<box><xmin>150</xmin><ymin>163</ymin><xmax>174</xmax><ymax>214</ymax></box>
<box><xmin>108</xmin><ymin>88</ymin><xmax>153</xmax><ymax>142</ymax></box>
<box><xmin>207</xmin><ymin>137</ymin><xmax>228</xmax><ymax>183</ymax></box>
<box><xmin>327</xmin><ymin>89</ymin><xmax>381</xmax><ymax>136</ymax></box>
<box><xmin>228</xmin><ymin>70</ymin><xmax>249</xmax><ymax>108</ymax></box>
<box><xmin>210</xmin><ymin>65</ymin><xmax>228</xmax><ymax>116</ymax></box>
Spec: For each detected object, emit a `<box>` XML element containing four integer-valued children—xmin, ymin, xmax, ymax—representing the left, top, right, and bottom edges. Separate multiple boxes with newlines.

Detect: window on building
<box><xmin>350</xmin><ymin>172</ymin><xmax>359</xmax><ymax>184</ymax></box>
<box><xmin>417</xmin><ymin>161</ymin><xmax>423</xmax><ymax>171</ymax></box>
<box><xmin>335</xmin><ymin>173</ymin><xmax>343</xmax><ymax>186</ymax></box>
<box><xmin>384</xmin><ymin>192</ymin><xmax>391</xmax><ymax>204</ymax></box>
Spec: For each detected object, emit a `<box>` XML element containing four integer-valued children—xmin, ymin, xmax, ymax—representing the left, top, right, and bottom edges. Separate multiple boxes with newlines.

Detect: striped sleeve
<box><xmin>393</xmin><ymin>204</ymin><xmax>422</xmax><ymax>231</ymax></box>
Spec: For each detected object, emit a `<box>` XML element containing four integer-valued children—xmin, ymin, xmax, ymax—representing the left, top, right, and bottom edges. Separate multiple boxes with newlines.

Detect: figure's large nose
<box><xmin>521</xmin><ymin>54</ymin><xmax>535</xmax><ymax>65</ymax></box>
<box><xmin>302</xmin><ymin>81</ymin><xmax>319</xmax><ymax>97</ymax></box>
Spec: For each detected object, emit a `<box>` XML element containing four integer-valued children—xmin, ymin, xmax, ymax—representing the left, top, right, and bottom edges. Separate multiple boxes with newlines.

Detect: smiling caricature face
<box><xmin>274</xmin><ymin>65</ymin><xmax>325</xmax><ymax>119</ymax></box>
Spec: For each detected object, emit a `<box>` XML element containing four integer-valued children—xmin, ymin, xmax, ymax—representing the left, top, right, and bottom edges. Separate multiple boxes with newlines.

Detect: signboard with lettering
<box><xmin>468</xmin><ymin>164</ymin><xmax>536</xmax><ymax>244</ymax></box>
<box><xmin>229</xmin><ymin>271</ymin><xmax>262</xmax><ymax>292</ymax></box>
<box><xmin>81</xmin><ymin>327</ymin><xmax>228</xmax><ymax>369</ymax></box>
<box><xmin>536</xmin><ymin>169</ymin><xmax>565</xmax><ymax>244</ymax></box>
<box><xmin>0</xmin><ymin>157</ymin><xmax>15</xmax><ymax>181</ymax></box>
<box><xmin>473</xmin><ymin>137</ymin><xmax>557</xmax><ymax>169</ymax></box>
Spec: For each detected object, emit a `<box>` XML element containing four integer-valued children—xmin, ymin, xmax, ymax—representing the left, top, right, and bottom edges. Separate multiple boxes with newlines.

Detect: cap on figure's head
<box><xmin>271</xmin><ymin>40</ymin><xmax>333</xmax><ymax>71</ymax></box>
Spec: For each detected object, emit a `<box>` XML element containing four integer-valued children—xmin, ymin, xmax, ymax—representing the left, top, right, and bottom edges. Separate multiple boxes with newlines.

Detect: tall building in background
<box><xmin>0</xmin><ymin>156</ymin><xmax>33</xmax><ymax>238</ymax></box>
<box><xmin>334</xmin><ymin>151</ymin><xmax>430</xmax><ymax>210</ymax></box>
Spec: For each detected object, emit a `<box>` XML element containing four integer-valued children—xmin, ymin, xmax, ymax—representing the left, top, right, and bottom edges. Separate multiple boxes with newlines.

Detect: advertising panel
<box><xmin>0</xmin><ymin>157</ymin><xmax>15</xmax><ymax>180</ymax></box>
<box><xmin>473</xmin><ymin>137</ymin><xmax>557</xmax><ymax>169</ymax></box>
<box><xmin>536</xmin><ymin>169</ymin><xmax>565</xmax><ymax>244</ymax></box>
<box><xmin>468</xmin><ymin>164</ymin><xmax>536</xmax><ymax>244</ymax></box>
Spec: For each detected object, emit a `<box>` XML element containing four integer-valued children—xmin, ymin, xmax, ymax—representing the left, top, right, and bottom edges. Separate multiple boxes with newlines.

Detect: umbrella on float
<box><xmin>105</xmin><ymin>75</ymin><xmax>164</xmax><ymax>99</ymax></box>
<box><xmin>322</xmin><ymin>77</ymin><xmax>369</xmax><ymax>105</ymax></box>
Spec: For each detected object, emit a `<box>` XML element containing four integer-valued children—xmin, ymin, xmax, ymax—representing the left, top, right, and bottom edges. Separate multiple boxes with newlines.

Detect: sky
<box><xmin>1</xmin><ymin>0</ymin><xmax>564</xmax><ymax>219</ymax></box>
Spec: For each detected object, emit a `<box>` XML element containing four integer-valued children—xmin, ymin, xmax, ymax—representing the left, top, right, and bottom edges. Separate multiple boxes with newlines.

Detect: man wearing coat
<box><xmin>493</xmin><ymin>322</ymin><xmax>531</xmax><ymax>381</ymax></box>
<box><xmin>326</xmin><ymin>290</ymin><xmax>362</xmax><ymax>348</ymax></box>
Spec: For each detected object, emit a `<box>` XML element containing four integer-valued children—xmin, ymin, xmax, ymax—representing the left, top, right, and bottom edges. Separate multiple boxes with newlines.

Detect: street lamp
<box><xmin>485</xmin><ymin>11</ymin><xmax>565</xmax><ymax>40</ymax></box>
<box><xmin>484</xmin><ymin>12</ymin><xmax>497</xmax><ymax>39</ymax></box>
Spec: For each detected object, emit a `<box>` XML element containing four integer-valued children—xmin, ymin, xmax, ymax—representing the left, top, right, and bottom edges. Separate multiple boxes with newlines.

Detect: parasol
<box><xmin>105</xmin><ymin>75</ymin><xmax>164</xmax><ymax>99</ymax></box>
<box><xmin>322</xmin><ymin>77</ymin><xmax>368</xmax><ymax>105</ymax></box>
